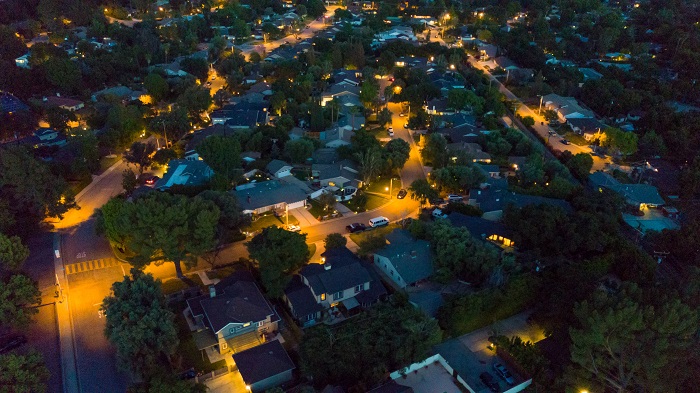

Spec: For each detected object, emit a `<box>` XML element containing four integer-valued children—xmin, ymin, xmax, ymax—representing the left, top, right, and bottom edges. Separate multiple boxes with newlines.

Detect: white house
<box><xmin>266</xmin><ymin>159</ymin><xmax>293</xmax><ymax>178</ymax></box>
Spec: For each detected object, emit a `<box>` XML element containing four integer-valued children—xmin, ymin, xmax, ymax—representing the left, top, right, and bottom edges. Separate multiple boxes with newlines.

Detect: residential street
<box><xmin>467</xmin><ymin>57</ymin><xmax>611</xmax><ymax>171</ymax></box>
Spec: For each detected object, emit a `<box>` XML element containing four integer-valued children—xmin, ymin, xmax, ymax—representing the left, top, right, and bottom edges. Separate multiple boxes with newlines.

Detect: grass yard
<box><xmin>98</xmin><ymin>155</ymin><xmax>120</xmax><ymax>174</ymax></box>
<box><xmin>67</xmin><ymin>177</ymin><xmax>92</xmax><ymax>196</ymax></box>
<box><xmin>564</xmin><ymin>132</ymin><xmax>590</xmax><ymax>146</ymax></box>
<box><xmin>307</xmin><ymin>199</ymin><xmax>329</xmax><ymax>219</ymax></box>
<box><xmin>246</xmin><ymin>213</ymin><xmax>299</xmax><ymax>232</ymax></box>
<box><xmin>161</xmin><ymin>273</ymin><xmax>204</xmax><ymax>295</ymax></box>
<box><xmin>349</xmin><ymin>223</ymin><xmax>399</xmax><ymax>245</ymax></box>
<box><xmin>343</xmin><ymin>192</ymin><xmax>388</xmax><ymax>213</ymax></box>
<box><xmin>206</xmin><ymin>264</ymin><xmax>247</xmax><ymax>281</ymax></box>
<box><xmin>363</xmin><ymin>177</ymin><xmax>395</xmax><ymax>194</ymax></box>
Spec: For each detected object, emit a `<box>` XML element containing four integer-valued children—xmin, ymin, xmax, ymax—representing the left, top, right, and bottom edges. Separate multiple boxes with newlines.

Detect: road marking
<box><xmin>65</xmin><ymin>258</ymin><xmax>120</xmax><ymax>275</ymax></box>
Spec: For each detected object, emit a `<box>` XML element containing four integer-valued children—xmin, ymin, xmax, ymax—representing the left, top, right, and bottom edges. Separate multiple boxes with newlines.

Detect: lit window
<box><xmin>243</xmin><ymin>322</ymin><xmax>251</xmax><ymax>327</ymax></box>
<box><xmin>321</xmin><ymin>293</ymin><xmax>326</xmax><ymax>301</ymax></box>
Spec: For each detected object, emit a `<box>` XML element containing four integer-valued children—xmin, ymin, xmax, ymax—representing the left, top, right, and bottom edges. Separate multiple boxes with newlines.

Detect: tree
<box><xmin>0</xmin><ymin>350</ymin><xmax>50</xmax><ymax>393</ymax></box>
<box><xmin>0</xmin><ymin>274</ymin><xmax>41</xmax><ymax>328</ymax></box>
<box><xmin>305</xmin><ymin>0</ymin><xmax>327</xmax><ymax>18</ymax></box>
<box><xmin>196</xmin><ymin>135</ymin><xmax>241</xmax><ymax>181</ymax></box>
<box><xmin>269</xmin><ymin>91</ymin><xmax>287</xmax><ymax>116</ymax></box>
<box><xmin>359</xmin><ymin>80</ymin><xmax>378</xmax><ymax>108</ymax></box>
<box><xmin>122</xmin><ymin>169</ymin><xmax>138</xmax><ymax>194</ymax></box>
<box><xmin>176</xmin><ymin>86</ymin><xmax>212</xmax><ymax>117</ymax></box>
<box><xmin>130</xmin><ymin>373</ymin><xmax>208</xmax><ymax>393</ymax></box>
<box><xmin>98</xmin><ymin>193</ymin><xmax>220</xmax><ymax>278</ymax></box>
<box><xmin>284</xmin><ymin>139</ymin><xmax>314</xmax><ymax>164</ymax></box>
<box><xmin>317</xmin><ymin>191</ymin><xmax>337</xmax><ymax>213</ymax></box>
<box><xmin>520</xmin><ymin>153</ymin><xmax>545</xmax><ymax>185</ymax></box>
<box><xmin>356</xmin><ymin>148</ymin><xmax>384</xmax><ymax>184</ymax></box>
<box><xmin>124</xmin><ymin>142</ymin><xmax>156</xmax><ymax>175</ymax></box>
<box><xmin>521</xmin><ymin>116</ymin><xmax>535</xmax><ymax>127</ymax></box>
<box><xmin>0</xmin><ymin>233</ymin><xmax>29</xmax><ymax>272</ymax></box>
<box><xmin>180</xmin><ymin>58</ymin><xmax>209</xmax><ymax>82</ymax></box>
<box><xmin>0</xmin><ymin>147</ymin><xmax>76</xmax><ymax>229</ymax></box>
<box><xmin>565</xmin><ymin>153</ymin><xmax>593</xmax><ymax>180</ymax></box>
<box><xmin>247</xmin><ymin>227</ymin><xmax>310</xmax><ymax>297</ymax></box>
<box><xmin>432</xmin><ymin>166</ymin><xmax>485</xmax><ymax>194</ymax></box>
<box><xmin>324</xmin><ymin>233</ymin><xmax>347</xmax><ymax>250</ymax></box>
<box><xmin>421</xmin><ymin>133</ymin><xmax>449</xmax><ymax>168</ymax></box>
<box><xmin>384</xmin><ymin>138</ymin><xmax>410</xmax><ymax>171</ymax></box>
<box><xmin>43</xmin><ymin>58</ymin><xmax>81</xmax><ymax>92</ymax></box>
<box><xmin>144</xmin><ymin>73</ymin><xmax>169</xmax><ymax>102</ymax></box>
<box><xmin>153</xmin><ymin>148</ymin><xmax>178</xmax><ymax>166</ymax></box>
<box><xmin>602</xmin><ymin>128</ymin><xmax>638</xmax><ymax>157</ymax></box>
<box><xmin>104</xmin><ymin>105</ymin><xmax>145</xmax><ymax>151</ymax></box>
<box><xmin>408</xmin><ymin>179</ymin><xmax>437</xmax><ymax>207</ymax></box>
<box><xmin>102</xmin><ymin>270</ymin><xmax>178</xmax><ymax>376</ymax></box>
<box><xmin>377</xmin><ymin>107</ymin><xmax>392</xmax><ymax>127</ymax></box>
<box><xmin>569</xmin><ymin>283</ymin><xmax>698</xmax><ymax>392</ymax></box>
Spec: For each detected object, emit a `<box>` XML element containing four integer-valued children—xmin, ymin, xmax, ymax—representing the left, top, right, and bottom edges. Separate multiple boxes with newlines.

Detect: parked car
<box><xmin>285</xmin><ymin>224</ymin><xmax>301</xmax><ymax>232</ymax></box>
<box><xmin>548</xmin><ymin>130</ymin><xmax>557</xmax><ymax>136</ymax></box>
<box><xmin>429</xmin><ymin>197</ymin><xmax>445</xmax><ymax>206</ymax></box>
<box><xmin>479</xmin><ymin>372</ymin><xmax>500</xmax><ymax>392</ymax></box>
<box><xmin>397</xmin><ymin>189</ymin><xmax>407</xmax><ymax>199</ymax></box>
<box><xmin>432</xmin><ymin>208</ymin><xmax>448</xmax><ymax>219</ymax></box>
<box><xmin>404</xmin><ymin>122</ymin><xmax>409</xmax><ymax>129</ymax></box>
<box><xmin>447</xmin><ymin>194</ymin><xmax>463</xmax><ymax>202</ymax></box>
<box><xmin>560</xmin><ymin>139</ymin><xmax>571</xmax><ymax>145</ymax></box>
<box><xmin>493</xmin><ymin>363</ymin><xmax>515</xmax><ymax>385</ymax></box>
<box><xmin>346</xmin><ymin>223</ymin><xmax>366</xmax><ymax>233</ymax></box>
<box><xmin>145</xmin><ymin>175</ymin><xmax>159</xmax><ymax>185</ymax></box>
<box><xmin>0</xmin><ymin>334</ymin><xmax>27</xmax><ymax>354</ymax></box>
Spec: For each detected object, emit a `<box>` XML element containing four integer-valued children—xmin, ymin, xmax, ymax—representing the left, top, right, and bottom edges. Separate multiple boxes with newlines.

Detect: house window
<box><xmin>321</xmin><ymin>293</ymin><xmax>326</xmax><ymax>301</ymax></box>
<box><xmin>355</xmin><ymin>284</ymin><xmax>363</xmax><ymax>293</ymax></box>
<box><xmin>333</xmin><ymin>290</ymin><xmax>343</xmax><ymax>300</ymax></box>
<box><xmin>221</xmin><ymin>342</ymin><xmax>228</xmax><ymax>349</ymax></box>
<box><xmin>257</xmin><ymin>321</ymin><xmax>263</xmax><ymax>327</ymax></box>
<box><xmin>243</xmin><ymin>322</ymin><xmax>251</xmax><ymax>327</ymax></box>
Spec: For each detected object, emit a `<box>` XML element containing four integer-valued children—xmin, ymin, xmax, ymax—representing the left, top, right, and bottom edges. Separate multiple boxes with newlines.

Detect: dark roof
<box><xmin>185</xmin><ymin>124</ymin><xmax>236</xmax><ymax>154</ymax></box>
<box><xmin>589</xmin><ymin>171</ymin><xmax>664</xmax><ymax>205</ymax></box>
<box><xmin>154</xmin><ymin>159</ymin><xmax>213</xmax><ymax>190</ymax></box>
<box><xmin>266</xmin><ymin>159</ymin><xmax>291</xmax><ymax>174</ymax></box>
<box><xmin>301</xmin><ymin>247</ymin><xmax>372</xmax><ymax>294</ymax></box>
<box><xmin>448</xmin><ymin>213</ymin><xmax>512</xmax><ymax>239</ymax></box>
<box><xmin>367</xmin><ymin>381</ymin><xmax>414</xmax><ymax>393</ymax></box>
<box><xmin>0</xmin><ymin>91</ymin><xmax>29</xmax><ymax>114</ymax></box>
<box><xmin>232</xmin><ymin>340</ymin><xmax>295</xmax><ymax>385</ymax></box>
<box><xmin>408</xmin><ymin>290</ymin><xmax>444</xmax><ymax>318</ymax></box>
<box><xmin>284</xmin><ymin>275</ymin><xmax>323</xmax><ymax>319</ymax></box>
<box><xmin>232</xmin><ymin>180</ymin><xmax>307</xmax><ymax>212</ymax></box>
<box><xmin>188</xmin><ymin>273</ymin><xmax>277</xmax><ymax>333</ymax></box>
<box><xmin>469</xmin><ymin>185</ymin><xmax>572</xmax><ymax>213</ymax></box>
<box><xmin>224</xmin><ymin>110</ymin><xmax>265</xmax><ymax>128</ymax></box>
<box><xmin>567</xmin><ymin>117</ymin><xmax>606</xmax><ymax>133</ymax></box>
<box><xmin>375</xmin><ymin>230</ymin><xmax>433</xmax><ymax>285</ymax></box>
<box><xmin>223</xmin><ymin>101</ymin><xmax>269</xmax><ymax>112</ymax></box>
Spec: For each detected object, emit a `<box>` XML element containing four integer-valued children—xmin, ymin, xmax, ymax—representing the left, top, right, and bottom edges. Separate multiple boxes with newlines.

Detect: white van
<box><xmin>369</xmin><ymin>216</ymin><xmax>389</xmax><ymax>228</ymax></box>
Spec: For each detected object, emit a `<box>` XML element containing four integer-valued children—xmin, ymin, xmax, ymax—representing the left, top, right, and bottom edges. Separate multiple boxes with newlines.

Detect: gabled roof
<box><xmin>375</xmin><ymin>229</ymin><xmax>433</xmax><ymax>285</ymax></box>
<box><xmin>266</xmin><ymin>159</ymin><xmax>292</xmax><ymax>174</ymax></box>
<box><xmin>0</xmin><ymin>91</ymin><xmax>29</xmax><ymax>114</ymax></box>
<box><xmin>567</xmin><ymin>117</ymin><xmax>606</xmax><ymax>133</ymax></box>
<box><xmin>155</xmin><ymin>159</ymin><xmax>213</xmax><ymax>190</ymax></box>
<box><xmin>187</xmin><ymin>271</ymin><xmax>278</xmax><ymax>333</ymax></box>
<box><xmin>224</xmin><ymin>110</ymin><xmax>266</xmax><ymax>128</ymax></box>
<box><xmin>301</xmin><ymin>247</ymin><xmax>372</xmax><ymax>295</ymax></box>
<box><xmin>232</xmin><ymin>340</ymin><xmax>295</xmax><ymax>385</ymax></box>
<box><xmin>232</xmin><ymin>180</ymin><xmax>308</xmax><ymax>212</ymax></box>
<box><xmin>284</xmin><ymin>275</ymin><xmax>323</xmax><ymax>319</ymax></box>
<box><xmin>589</xmin><ymin>171</ymin><xmax>664</xmax><ymax>205</ymax></box>
<box><xmin>448</xmin><ymin>213</ymin><xmax>512</xmax><ymax>240</ymax></box>
<box><xmin>185</xmin><ymin>124</ymin><xmax>236</xmax><ymax>155</ymax></box>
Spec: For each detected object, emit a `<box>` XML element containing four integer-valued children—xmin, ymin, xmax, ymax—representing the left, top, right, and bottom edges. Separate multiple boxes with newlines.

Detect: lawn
<box><xmin>343</xmin><ymin>193</ymin><xmax>388</xmax><ymax>213</ymax></box>
<box><xmin>98</xmin><ymin>155</ymin><xmax>120</xmax><ymax>174</ymax></box>
<box><xmin>174</xmin><ymin>314</ymin><xmax>227</xmax><ymax>373</ymax></box>
<box><xmin>292</xmin><ymin>168</ymin><xmax>311</xmax><ymax>181</ymax></box>
<box><xmin>363</xmin><ymin>177</ymin><xmax>395</xmax><ymax>194</ymax></box>
<box><xmin>246</xmin><ymin>213</ymin><xmax>299</xmax><ymax>232</ymax></box>
<box><xmin>206</xmin><ymin>264</ymin><xmax>247</xmax><ymax>281</ymax></box>
<box><xmin>564</xmin><ymin>132</ymin><xmax>590</xmax><ymax>146</ymax></box>
<box><xmin>307</xmin><ymin>199</ymin><xmax>328</xmax><ymax>219</ymax></box>
<box><xmin>161</xmin><ymin>273</ymin><xmax>204</xmax><ymax>295</ymax></box>
<box><xmin>348</xmin><ymin>223</ymin><xmax>399</xmax><ymax>245</ymax></box>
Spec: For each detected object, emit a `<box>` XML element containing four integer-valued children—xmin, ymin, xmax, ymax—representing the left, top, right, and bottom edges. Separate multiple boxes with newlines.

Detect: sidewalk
<box><xmin>53</xmin><ymin>233</ymin><xmax>80</xmax><ymax>393</ymax></box>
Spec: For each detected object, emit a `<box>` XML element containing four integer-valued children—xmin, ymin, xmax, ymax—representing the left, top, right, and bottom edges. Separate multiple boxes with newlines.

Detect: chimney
<box><xmin>411</xmin><ymin>250</ymin><xmax>417</xmax><ymax>258</ymax></box>
<box><xmin>42</xmin><ymin>97</ymin><xmax>47</xmax><ymax>102</ymax></box>
<box><xmin>209</xmin><ymin>285</ymin><xmax>216</xmax><ymax>298</ymax></box>
<box><xmin>56</xmin><ymin>93</ymin><xmax>61</xmax><ymax>97</ymax></box>
<box><xmin>324</xmin><ymin>263</ymin><xmax>332</xmax><ymax>271</ymax></box>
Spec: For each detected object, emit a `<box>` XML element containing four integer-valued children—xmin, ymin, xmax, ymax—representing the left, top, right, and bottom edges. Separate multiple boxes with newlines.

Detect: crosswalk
<box><xmin>64</xmin><ymin>258</ymin><xmax>121</xmax><ymax>275</ymax></box>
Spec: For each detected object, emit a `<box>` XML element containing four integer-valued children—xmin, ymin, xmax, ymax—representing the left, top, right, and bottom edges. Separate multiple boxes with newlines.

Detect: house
<box><xmin>232</xmin><ymin>340</ymin><xmax>295</xmax><ymax>393</ymax></box>
<box><xmin>186</xmin><ymin>271</ymin><xmax>280</xmax><ymax>355</ymax></box>
<box><xmin>184</xmin><ymin>124</ymin><xmax>238</xmax><ymax>159</ymax></box>
<box><xmin>425</xmin><ymin>98</ymin><xmax>451</xmax><ymax>115</ymax></box>
<box><xmin>477</xmin><ymin>164</ymin><xmax>500</xmax><ymax>178</ymax></box>
<box><xmin>15</xmin><ymin>53</ymin><xmax>30</xmax><ymax>69</ymax></box>
<box><xmin>211</xmin><ymin>108</ymin><xmax>269</xmax><ymax>129</ymax></box>
<box><xmin>266</xmin><ymin>159</ymin><xmax>293</xmax><ymax>178</ymax></box>
<box><xmin>373</xmin><ymin>229</ymin><xmax>433</xmax><ymax>289</ymax></box>
<box><xmin>321</xmin><ymin>83</ymin><xmax>361</xmax><ymax>107</ymax></box>
<box><xmin>312</xmin><ymin>160</ymin><xmax>362</xmax><ymax>188</ymax></box>
<box><xmin>542</xmin><ymin>93</ymin><xmax>595</xmax><ymax>123</ymax></box>
<box><xmin>331</xmin><ymin>69</ymin><xmax>361</xmax><ymax>86</ymax></box>
<box><xmin>154</xmin><ymin>159</ymin><xmax>214</xmax><ymax>190</ymax></box>
<box><xmin>0</xmin><ymin>91</ymin><xmax>29</xmax><ymax>115</ymax></box>
<box><xmin>43</xmin><ymin>95</ymin><xmax>85</xmax><ymax>112</ymax></box>
<box><xmin>469</xmin><ymin>181</ymin><xmax>571</xmax><ymax>220</ymax></box>
<box><xmin>31</xmin><ymin>128</ymin><xmax>67</xmax><ymax>148</ymax></box>
<box><xmin>394</xmin><ymin>56</ymin><xmax>429</xmax><ymax>69</ymax></box>
<box><xmin>567</xmin><ymin>117</ymin><xmax>607</xmax><ymax>141</ymax></box>
<box><xmin>91</xmin><ymin>86</ymin><xmax>138</xmax><ymax>102</ymax></box>
<box><xmin>372</xmin><ymin>26</ymin><xmax>417</xmax><ymax>47</ymax></box>
<box><xmin>448</xmin><ymin>213</ymin><xmax>514</xmax><ymax>248</ymax></box>
<box><xmin>373</xmin><ymin>354</ymin><xmax>473</xmax><ymax>393</ymax></box>
<box><xmin>589</xmin><ymin>171</ymin><xmax>664</xmax><ymax>210</ymax></box>
<box><xmin>283</xmin><ymin>247</ymin><xmax>387</xmax><ymax>326</ymax></box>
<box><xmin>446</xmin><ymin>142</ymin><xmax>491</xmax><ymax>163</ymax></box>
<box><xmin>242</xmin><ymin>151</ymin><xmax>261</xmax><ymax>164</ymax></box>
<box><xmin>232</xmin><ymin>180</ymin><xmax>307</xmax><ymax>215</ymax></box>
<box><xmin>578</xmin><ymin>67</ymin><xmax>603</xmax><ymax>82</ymax></box>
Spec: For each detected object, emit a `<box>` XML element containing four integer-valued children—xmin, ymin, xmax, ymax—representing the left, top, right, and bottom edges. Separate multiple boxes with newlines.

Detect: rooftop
<box><xmin>232</xmin><ymin>340</ymin><xmax>295</xmax><ymax>385</ymax></box>
<box><xmin>376</xmin><ymin>230</ymin><xmax>433</xmax><ymax>285</ymax></box>
<box><xmin>232</xmin><ymin>180</ymin><xmax>308</xmax><ymax>212</ymax></box>
<box><xmin>155</xmin><ymin>159</ymin><xmax>213</xmax><ymax>190</ymax></box>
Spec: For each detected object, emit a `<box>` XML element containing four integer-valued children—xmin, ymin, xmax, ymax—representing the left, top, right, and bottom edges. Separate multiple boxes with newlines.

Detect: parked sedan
<box><xmin>493</xmin><ymin>363</ymin><xmax>515</xmax><ymax>385</ymax></box>
<box><xmin>397</xmin><ymin>189</ymin><xmax>407</xmax><ymax>199</ymax></box>
<box><xmin>346</xmin><ymin>223</ymin><xmax>366</xmax><ymax>233</ymax></box>
<box><xmin>560</xmin><ymin>139</ymin><xmax>571</xmax><ymax>145</ymax></box>
<box><xmin>479</xmin><ymin>372</ymin><xmax>500</xmax><ymax>392</ymax></box>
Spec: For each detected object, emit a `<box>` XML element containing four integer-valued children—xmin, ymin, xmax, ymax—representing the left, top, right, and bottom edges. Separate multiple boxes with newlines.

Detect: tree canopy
<box><xmin>102</xmin><ymin>270</ymin><xmax>179</xmax><ymax>377</ymax></box>
<box><xmin>247</xmin><ymin>227</ymin><xmax>310</xmax><ymax>297</ymax></box>
<box><xmin>196</xmin><ymin>135</ymin><xmax>242</xmax><ymax>181</ymax></box>
<box><xmin>0</xmin><ymin>350</ymin><xmax>50</xmax><ymax>393</ymax></box>
<box><xmin>0</xmin><ymin>274</ymin><xmax>41</xmax><ymax>329</ymax></box>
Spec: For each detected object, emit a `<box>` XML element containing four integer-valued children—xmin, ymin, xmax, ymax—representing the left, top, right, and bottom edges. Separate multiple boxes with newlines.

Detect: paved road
<box><xmin>467</xmin><ymin>57</ymin><xmax>610</xmax><ymax>172</ymax></box>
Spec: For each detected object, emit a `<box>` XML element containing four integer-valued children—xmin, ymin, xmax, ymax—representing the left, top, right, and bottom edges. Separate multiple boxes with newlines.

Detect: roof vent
<box><xmin>411</xmin><ymin>250</ymin><xmax>417</xmax><ymax>258</ymax></box>
<box><xmin>209</xmin><ymin>286</ymin><xmax>216</xmax><ymax>298</ymax></box>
